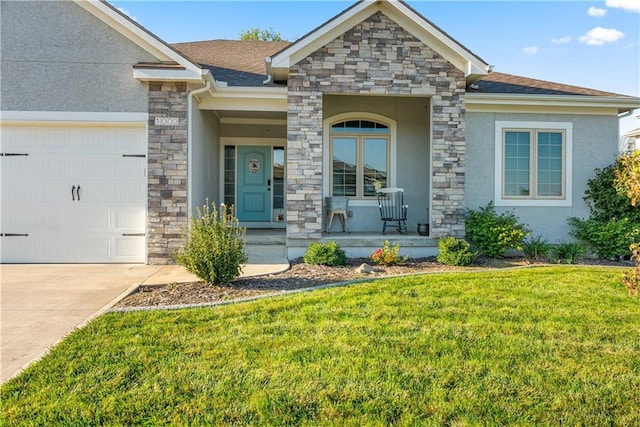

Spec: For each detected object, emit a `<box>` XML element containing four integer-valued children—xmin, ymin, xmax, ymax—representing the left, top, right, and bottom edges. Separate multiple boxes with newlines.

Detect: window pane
<box><xmin>332</xmin><ymin>138</ymin><xmax>357</xmax><ymax>197</ymax></box>
<box><xmin>224</xmin><ymin>145</ymin><xmax>235</xmax><ymax>206</ymax></box>
<box><xmin>363</xmin><ymin>138</ymin><xmax>387</xmax><ymax>196</ymax></box>
<box><xmin>504</xmin><ymin>131</ymin><xmax>530</xmax><ymax>196</ymax></box>
<box><xmin>537</xmin><ymin>132</ymin><xmax>563</xmax><ymax>197</ymax></box>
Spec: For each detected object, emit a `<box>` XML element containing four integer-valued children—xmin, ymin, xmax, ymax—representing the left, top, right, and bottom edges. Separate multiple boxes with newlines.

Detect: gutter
<box><xmin>186</xmin><ymin>70</ymin><xmax>214</xmax><ymax>219</ymax></box>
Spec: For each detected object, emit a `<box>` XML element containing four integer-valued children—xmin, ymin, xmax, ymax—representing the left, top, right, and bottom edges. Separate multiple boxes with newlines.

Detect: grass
<box><xmin>2</xmin><ymin>267</ymin><xmax>639</xmax><ymax>425</ymax></box>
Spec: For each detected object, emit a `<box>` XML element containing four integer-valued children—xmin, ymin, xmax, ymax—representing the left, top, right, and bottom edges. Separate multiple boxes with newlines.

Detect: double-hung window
<box><xmin>331</xmin><ymin>120</ymin><xmax>389</xmax><ymax>198</ymax></box>
<box><xmin>496</xmin><ymin>121</ymin><xmax>572</xmax><ymax>207</ymax></box>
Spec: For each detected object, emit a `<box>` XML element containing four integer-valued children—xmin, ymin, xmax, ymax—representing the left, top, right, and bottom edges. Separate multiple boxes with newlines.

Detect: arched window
<box><xmin>330</xmin><ymin>119</ymin><xmax>390</xmax><ymax>198</ymax></box>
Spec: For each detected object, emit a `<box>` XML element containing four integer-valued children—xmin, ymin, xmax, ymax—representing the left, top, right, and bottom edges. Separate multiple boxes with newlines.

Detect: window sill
<box><xmin>495</xmin><ymin>198</ymin><xmax>572</xmax><ymax>207</ymax></box>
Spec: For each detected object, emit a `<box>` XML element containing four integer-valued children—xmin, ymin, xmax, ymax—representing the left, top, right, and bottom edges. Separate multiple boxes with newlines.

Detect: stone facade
<box><xmin>287</xmin><ymin>12</ymin><xmax>467</xmax><ymax>240</ymax></box>
<box><xmin>147</xmin><ymin>82</ymin><xmax>189</xmax><ymax>264</ymax></box>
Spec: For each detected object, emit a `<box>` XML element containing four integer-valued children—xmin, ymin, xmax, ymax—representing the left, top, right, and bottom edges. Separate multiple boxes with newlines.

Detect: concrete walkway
<box><xmin>0</xmin><ymin>245</ymin><xmax>289</xmax><ymax>384</ymax></box>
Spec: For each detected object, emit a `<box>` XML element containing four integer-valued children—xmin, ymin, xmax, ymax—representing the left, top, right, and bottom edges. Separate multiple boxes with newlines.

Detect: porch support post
<box><xmin>286</xmin><ymin>85</ymin><xmax>324</xmax><ymax>240</ymax></box>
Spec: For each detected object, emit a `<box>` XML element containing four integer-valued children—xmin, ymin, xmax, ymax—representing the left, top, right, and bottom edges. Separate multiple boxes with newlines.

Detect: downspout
<box><xmin>187</xmin><ymin>72</ymin><xmax>213</xmax><ymax>220</ymax></box>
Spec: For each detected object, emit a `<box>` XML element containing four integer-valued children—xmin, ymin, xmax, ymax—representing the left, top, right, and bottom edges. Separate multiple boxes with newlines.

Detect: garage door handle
<box><xmin>76</xmin><ymin>185</ymin><xmax>81</xmax><ymax>201</ymax></box>
<box><xmin>122</xmin><ymin>233</ymin><xmax>145</xmax><ymax>237</ymax></box>
<box><xmin>71</xmin><ymin>185</ymin><xmax>76</xmax><ymax>201</ymax></box>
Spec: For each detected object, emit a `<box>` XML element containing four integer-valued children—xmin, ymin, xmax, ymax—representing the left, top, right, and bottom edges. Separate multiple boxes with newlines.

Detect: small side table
<box><xmin>325</xmin><ymin>196</ymin><xmax>350</xmax><ymax>233</ymax></box>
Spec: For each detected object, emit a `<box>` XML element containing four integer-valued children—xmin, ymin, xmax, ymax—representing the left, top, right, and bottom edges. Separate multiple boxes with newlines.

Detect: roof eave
<box><xmin>467</xmin><ymin>92</ymin><xmax>640</xmax><ymax>114</ymax></box>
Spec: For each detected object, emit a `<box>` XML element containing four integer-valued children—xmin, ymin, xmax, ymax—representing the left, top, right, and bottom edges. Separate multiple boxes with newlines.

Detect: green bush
<box><xmin>569</xmin><ymin>217</ymin><xmax>640</xmax><ymax>260</ymax></box>
<box><xmin>304</xmin><ymin>241</ymin><xmax>347</xmax><ymax>266</ymax></box>
<box><xmin>584</xmin><ymin>161</ymin><xmax>640</xmax><ymax>223</ymax></box>
<box><xmin>175</xmin><ymin>200</ymin><xmax>247</xmax><ymax>285</ymax></box>
<box><xmin>523</xmin><ymin>236</ymin><xmax>553</xmax><ymax>262</ymax></box>
<box><xmin>550</xmin><ymin>242</ymin><xmax>585</xmax><ymax>264</ymax></box>
<box><xmin>465</xmin><ymin>202</ymin><xmax>530</xmax><ymax>258</ymax></box>
<box><xmin>569</xmin><ymin>160</ymin><xmax>640</xmax><ymax>260</ymax></box>
<box><xmin>437</xmin><ymin>237</ymin><xmax>476</xmax><ymax>266</ymax></box>
<box><xmin>370</xmin><ymin>240</ymin><xmax>408</xmax><ymax>266</ymax></box>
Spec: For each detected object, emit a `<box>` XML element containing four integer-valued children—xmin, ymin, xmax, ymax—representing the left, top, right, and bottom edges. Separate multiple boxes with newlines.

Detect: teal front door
<box><xmin>237</xmin><ymin>146</ymin><xmax>271</xmax><ymax>221</ymax></box>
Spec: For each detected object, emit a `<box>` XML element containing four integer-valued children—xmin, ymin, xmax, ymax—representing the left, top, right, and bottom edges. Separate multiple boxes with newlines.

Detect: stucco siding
<box><xmin>466</xmin><ymin>112</ymin><xmax>619</xmax><ymax>242</ymax></box>
<box><xmin>191</xmin><ymin>109</ymin><xmax>220</xmax><ymax>213</ymax></box>
<box><xmin>0</xmin><ymin>0</ymin><xmax>156</xmax><ymax>112</ymax></box>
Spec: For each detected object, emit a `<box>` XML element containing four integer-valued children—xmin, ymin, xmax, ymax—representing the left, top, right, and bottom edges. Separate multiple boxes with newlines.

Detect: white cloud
<box><xmin>578</xmin><ymin>27</ymin><xmax>625</xmax><ymax>45</ymax></box>
<box><xmin>523</xmin><ymin>46</ymin><xmax>539</xmax><ymax>55</ymax></box>
<box><xmin>588</xmin><ymin>6</ymin><xmax>608</xmax><ymax>16</ymax></box>
<box><xmin>606</xmin><ymin>0</ymin><xmax>640</xmax><ymax>13</ymax></box>
<box><xmin>551</xmin><ymin>35</ymin><xmax>572</xmax><ymax>44</ymax></box>
<box><xmin>117</xmin><ymin>7</ymin><xmax>137</xmax><ymax>22</ymax></box>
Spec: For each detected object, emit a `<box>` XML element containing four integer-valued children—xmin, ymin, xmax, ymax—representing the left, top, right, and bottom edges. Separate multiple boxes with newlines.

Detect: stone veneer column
<box><xmin>286</xmin><ymin>12</ymin><xmax>466</xmax><ymax>240</ymax></box>
<box><xmin>147</xmin><ymin>82</ymin><xmax>188</xmax><ymax>264</ymax></box>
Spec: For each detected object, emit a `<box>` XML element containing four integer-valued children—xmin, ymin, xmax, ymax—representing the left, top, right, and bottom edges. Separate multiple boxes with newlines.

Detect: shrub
<box><xmin>175</xmin><ymin>200</ymin><xmax>247</xmax><ymax>285</ymax></box>
<box><xmin>465</xmin><ymin>202</ymin><xmax>530</xmax><ymax>258</ymax></box>
<box><xmin>569</xmin><ymin>217</ymin><xmax>640</xmax><ymax>260</ymax></box>
<box><xmin>523</xmin><ymin>236</ymin><xmax>553</xmax><ymax>262</ymax></box>
<box><xmin>304</xmin><ymin>241</ymin><xmax>347</xmax><ymax>266</ymax></box>
<box><xmin>437</xmin><ymin>237</ymin><xmax>476</xmax><ymax>266</ymax></box>
<box><xmin>550</xmin><ymin>242</ymin><xmax>585</xmax><ymax>264</ymax></box>
<box><xmin>370</xmin><ymin>240</ymin><xmax>408</xmax><ymax>266</ymax></box>
<box><xmin>584</xmin><ymin>160</ymin><xmax>640</xmax><ymax>223</ymax></box>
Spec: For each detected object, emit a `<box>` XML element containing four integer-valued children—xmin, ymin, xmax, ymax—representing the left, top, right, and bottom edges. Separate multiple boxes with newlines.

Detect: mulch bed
<box><xmin>114</xmin><ymin>257</ymin><xmax>629</xmax><ymax>309</ymax></box>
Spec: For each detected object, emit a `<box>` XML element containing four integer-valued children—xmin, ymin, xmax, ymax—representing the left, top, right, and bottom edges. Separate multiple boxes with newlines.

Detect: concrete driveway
<box><xmin>0</xmin><ymin>264</ymin><xmax>193</xmax><ymax>384</ymax></box>
<box><xmin>1</xmin><ymin>248</ymin><xmax>289</xmax><ymax>384</ymax></box>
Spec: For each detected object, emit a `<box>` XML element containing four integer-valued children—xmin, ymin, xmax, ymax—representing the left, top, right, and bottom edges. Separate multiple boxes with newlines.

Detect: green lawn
<box><xmin>2</xmin><ymin>267</ymin><xmax>639</xmax><ymax>425</ymax></box>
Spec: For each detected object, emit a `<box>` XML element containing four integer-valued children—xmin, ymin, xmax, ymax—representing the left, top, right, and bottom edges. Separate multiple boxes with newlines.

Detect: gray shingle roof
<box><xmin>171</xmin><ymin>40</ymin><xmax>633</xmax><ymax>98</ymax></box>
<box><xmin>171</xmin><ymin>40</ymin><xmax>288</xmax><ymax>87</ymax></box>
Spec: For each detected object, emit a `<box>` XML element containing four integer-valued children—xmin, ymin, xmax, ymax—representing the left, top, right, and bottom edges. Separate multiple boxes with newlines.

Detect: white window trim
<box><xmin>323</xmin><ymin>112</ymin><xmax>397</xmax><ymax>207</ymax></box>
<box><xmin>495</xmin><ymin>121</ymin><xmax>572</xmax><ymax>207</ymax></box>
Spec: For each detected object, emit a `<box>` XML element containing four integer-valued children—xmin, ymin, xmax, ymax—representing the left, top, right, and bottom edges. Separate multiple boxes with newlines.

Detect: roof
<box><xmin>171</xmin><ymin>40</ymin><xmax>290</xmax><ymax>87</ymax></box>
<box><xmin>471</xmin><ymin>72</ymin><xmax>633</xmax><ymax>98</ymax></box>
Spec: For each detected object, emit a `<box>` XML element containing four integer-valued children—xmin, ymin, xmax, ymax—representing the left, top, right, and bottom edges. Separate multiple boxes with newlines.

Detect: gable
<box><xmin>72</xmin><ymin>0</ymin><xmax>203</xmax><ymax>81</ymax></box>
<box><xmin>268</xmin><ymin>0</ymin><xmax>489</xmax><ymax>84</ymax></box>
<box><xmin>291</xmin><ymin>12</ymin><xmax>465</xmax><ymax>95</ymax></box>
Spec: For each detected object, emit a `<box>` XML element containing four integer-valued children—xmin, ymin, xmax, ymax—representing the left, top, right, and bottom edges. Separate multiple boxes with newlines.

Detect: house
<box><xmin>621</xmin><ymin>113</ymin><xmax>640</xmax><ymax>152</ymax></box>
<box><xmin>1</xmin><ymin>0</ymin><xmax>638</xmax><ymax>264</ymax></box>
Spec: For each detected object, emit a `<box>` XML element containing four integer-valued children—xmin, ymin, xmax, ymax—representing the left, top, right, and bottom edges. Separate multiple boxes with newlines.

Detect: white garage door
<box><xmin>1</xmin><ymin>124</ymin><xmax>147</xmax><ymax>263</ymax></box>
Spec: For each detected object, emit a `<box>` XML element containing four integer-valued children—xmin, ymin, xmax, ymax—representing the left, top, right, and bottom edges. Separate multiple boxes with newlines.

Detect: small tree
<box><xmin>175</xmin><ymin>200</ymin><xmax>247</xmax><ymax>285</ymax></box>
<box><xmin>239</xmin><ymin>27</ymin><xmax>283</xmax><ymax>41</ymax></box>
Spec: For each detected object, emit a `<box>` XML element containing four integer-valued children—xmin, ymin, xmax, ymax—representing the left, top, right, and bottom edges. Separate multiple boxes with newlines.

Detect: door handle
<box><xmin>76</xmin><ymin>185</ymin><xmax>81</xmax><ymax>201</ymax></box>
<box><xmin>267</xmin><ymin>179</ymin><xmax>271</xmax><ymax>192</ymax></box>
<box><xmin>72</xmin><ymin>185</ymin><xmax>76</xmax><ymax>201</ymax></box>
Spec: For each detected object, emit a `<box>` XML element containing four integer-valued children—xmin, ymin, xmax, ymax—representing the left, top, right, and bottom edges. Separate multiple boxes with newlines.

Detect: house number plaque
<box><xmin>154</xmin><ymin>117</ymin><xmax>180</xmax><ymax>126</ymax></box>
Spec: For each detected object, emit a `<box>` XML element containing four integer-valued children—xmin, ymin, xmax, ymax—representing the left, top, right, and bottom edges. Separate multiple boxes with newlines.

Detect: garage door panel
<box><xmin>42</xmin><ymin>156</ymin><xmax>74</xmax><ymax>179</ymax></box>
<box><xmin>113</xmin><ymin>182</ymin><xmax>145</xmax><ymax>204</ymax></box>
<box><xmin>116</xmin><ymin>236</ymin><xmax>145</xmax><ymax>258</ymax></box>
<box><xmin>1</xmin><ymin>124</ymin><xmax>147</xmax><ymax>263</ymax></box>
<box><xmin>115</xmin><ymin>209</ymin><xmax>146</xmax><ymax>229</ymax></box>
<box><xmin>83</xmin><ymin>208</ymin><xmax>111</xmax><ymax>230</ymax></box>
<box><xmin>2</xmin><ymin>181</ymin><xmax>38</xmax><ymax>204</ymax></box>
<box><xmin>1</xmin><ymin>236</ymin><xmax>38</xmax><ymax>262</ymax></box>
<box><xmin>2</xmin><ymin>156</ymin><xmax>35</xmax><ymax>179</ymax></box>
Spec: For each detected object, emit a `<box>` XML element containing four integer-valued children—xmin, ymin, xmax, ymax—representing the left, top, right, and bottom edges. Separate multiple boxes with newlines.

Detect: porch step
<box><xmin>244</xmin><ymin>231</ymin><xmax>286</xmax><ymax>245</ymax></box>
<box><xmin>245</xmin><ymin>244</ymin><xmax>288</xmax><ymax>263</ymax></box>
